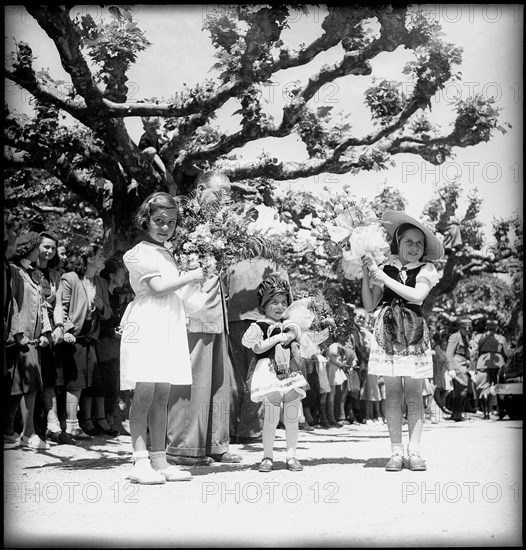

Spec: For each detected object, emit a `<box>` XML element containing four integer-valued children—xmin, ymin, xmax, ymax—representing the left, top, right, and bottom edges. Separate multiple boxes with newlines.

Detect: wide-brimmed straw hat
<box><xmin>382</xmin><ymin>210</ymin><xmax>445</xmax><ymax>261</ymax></box>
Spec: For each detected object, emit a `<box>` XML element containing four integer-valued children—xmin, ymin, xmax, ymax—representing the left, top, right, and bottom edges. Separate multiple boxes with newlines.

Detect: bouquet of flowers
<box><xmin>312</xmin><ymin>189</ymin><xmax>390</xmax><ymax>279</ymax></box>
<box><xmin>171</xmin><ymin>194</ymin><xmax>291</xmax><ymax>312</ymax></box>
<box><xmin>282</xmin><ymin>291</ymin><xmax>334</xmax><ymax>360</ymax></box>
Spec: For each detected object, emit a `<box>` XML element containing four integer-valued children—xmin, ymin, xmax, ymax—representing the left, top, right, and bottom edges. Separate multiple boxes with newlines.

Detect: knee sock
<box><xmin>283</xmin><ymin>399</ymin><xmax>301</xmax><ymax>459</ymax></box>
<box><xmin>66</xmin><ymin>391</ymin><xmax>81</xmax><ymax>431</ymax></box>
<box><xmin>262</xmin><ymin>400</ymin><xmax>281</xmax><ymax>459</ymax></box>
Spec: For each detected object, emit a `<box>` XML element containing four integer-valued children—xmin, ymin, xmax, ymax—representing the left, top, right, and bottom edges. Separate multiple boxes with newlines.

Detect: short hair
<box><xmin>66</xmin><ymin>244</ymin><xmax>99</xmax><ymax>277</ymax></box>
<box><xmin>389</xmin><ymin>223</ymin><xmax>427</xmax><ymax>258</ymax></box>
<box><xmin>100</xmin><ymin>258</ymin><xmax>125</xmax><ymax>281</ymax></box>
<box><xmin>40</xmin><ymin>231</ymin><xmax>60</xmax><ymax>268</ymax></box>
<box><xmin>134</xmin><ymin>192</ymin><xmax>179</xmax><ymax>233</ymax></box>
<box><xmin>12</xmin><ymin>231</ymin><xmax>41</xmax><ymax>262</ymax></box>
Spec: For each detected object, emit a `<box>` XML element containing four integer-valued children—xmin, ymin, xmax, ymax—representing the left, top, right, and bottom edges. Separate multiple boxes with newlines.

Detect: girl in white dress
<box><xmin>361</xmin><ymin>211</ymin><xmax>443</xmax><ymax>472</ymax></box>
<box><xmin>121</xmin><ymin>192</ymin><xmax>204</xmax><ymax>484</ymax></box>
<box><xmin>242</xmin><ymin>276</ymin><xmax>308</xmax><ymax>473</ymax></box>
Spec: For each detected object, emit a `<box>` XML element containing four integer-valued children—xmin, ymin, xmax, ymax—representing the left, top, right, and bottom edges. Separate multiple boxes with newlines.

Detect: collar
<box><xmin>382</xmin><ymin>255</ymin><xmax>425</xmax><ymax>271</ymax></box>
<box><xmin>142</xmin><ymin>240</ymin><xmax>174</xmax><ymax>252</ymax></box>
<box><xmin>20</xmin><ymin>258</ymin><xmax>36</xmax><ymax>271</ymax></box>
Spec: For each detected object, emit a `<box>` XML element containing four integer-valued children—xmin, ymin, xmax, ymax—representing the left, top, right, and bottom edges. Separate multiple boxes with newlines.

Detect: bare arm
<box><xmin>253</xmin><ymin>331</ymin><xmax>293</xmax><ymax>354</ymax></box>
<box><xmin>147</xmin><ymin>268</ymin><xmax>204</xmax><ymax>294</ymax></box>
<box><xmin>361</xmin><ymin>265</ymin><xmax>383</xmax><ymax>312</ymax></box>
<box><xmin>363</xmin><ymin>254</ymin><xmax>431</xmax><ymax>304</ymax></box>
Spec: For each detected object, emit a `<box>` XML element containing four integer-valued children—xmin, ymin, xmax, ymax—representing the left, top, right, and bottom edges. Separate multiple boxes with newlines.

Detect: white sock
<box><xmin>66</xmin><ymin>419</ymin><xmax>80</xmax><ymax>433</ymax></box>
<box><xmin>149</xmin><ymin>450</ymin><xmax>170</xmax><ymax>471</ymax></box>
<box><xmin>391</xmin><ymin>443</ymin><xmax>404</xmax><ymax>456</ymax></box>
<box><xmin>133</xmin><ymin>450</ymin><xmax>150</xmax><ymax>467</ymax></box>
<box><xmin>408</xmin><ymin>443</ymin><xmax>421</xmax><ymax>456</ymax></box>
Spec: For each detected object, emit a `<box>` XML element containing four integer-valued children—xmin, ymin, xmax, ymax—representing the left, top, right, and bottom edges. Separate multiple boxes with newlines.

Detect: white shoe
<box><xmin>19</xmin><ymin>434</ymin><xmax>50</xmax><ymax>451</ymax></box>
<box><xmin>129</xmin><ymin>462</ymin><xmax>166</xmax><ymax>485</ymax></box>
<box><xmin>154</xmin><ymin>465</ymin><xmax>192</xmax><ymax>482</ymax></box>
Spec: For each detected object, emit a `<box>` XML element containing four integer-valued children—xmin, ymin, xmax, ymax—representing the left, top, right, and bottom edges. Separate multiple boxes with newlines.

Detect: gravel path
<box><xmin>3</xmin><ymin>415</ymin><xmax>522</xmax><ymax>547</ymax></box>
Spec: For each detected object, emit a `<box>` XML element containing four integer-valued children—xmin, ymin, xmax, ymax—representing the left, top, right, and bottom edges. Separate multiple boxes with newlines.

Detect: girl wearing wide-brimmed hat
<box><xmin>361</xmin><ymin>210</ymin><xmax>444</xmax><ymax>472</ymax></box>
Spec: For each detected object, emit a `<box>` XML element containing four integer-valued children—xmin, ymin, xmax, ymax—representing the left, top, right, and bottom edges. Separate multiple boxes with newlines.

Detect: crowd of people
<box><xmin>3</xmin><ymin>202</ymin><xmax>520</xmax><ymax>482</ymax></box>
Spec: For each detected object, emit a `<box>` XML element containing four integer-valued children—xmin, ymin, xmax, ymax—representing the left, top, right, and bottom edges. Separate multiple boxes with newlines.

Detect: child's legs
<box><xmin>383</xmin><ymin>376</ymin><xmax>404</xmax><ymax>453</ymax></box>
<box><xmin>318</xmin><ymin>392</ymin><xmax>328</xmax><ymax>422</ymax></box>
<box><xmin>372</xmin><ymin>400</ymin><xmax>381</xmax><ymax>420</ymax></box>
<box><xmin>262</xmin><ymin>391</ymin><xmax>282</xmax><ymax>459</ymax></box>
<box><xmin>20</xmin><ymin>391</ymin><xmax>37</xmax><ymax>437</ymax></box>
<box><xmin>147</xmin><ymin>383</ymin><xmax>171</xmax><ymax>452</ymax></box>
<box><xmin>66</xmin><ymin>389</ymin><xmax>82</xmax><ymax>429</ymax></box>
<box><xmin>326</xmin><ymin>386</ymin><xmax>336</xmax><ymax>422</ymax></box>
<box><xmin>42</xmin><ymin>386</ymin><xmax>61</xmax><ymax>432</ymax></box>
<box><xmin>283</xmin><ymin>390</ymin><xmax>302</xmax><ymax>458</ymax></box>
<box><xmin>5</xmin><ymin>394</ymin><xmax>22</xmax><ymax>435</ymax></box>
<box><xmin>129</xmin><ymin>382</ymin><xmax>156</xmax><ymax>453</ymax></box>
<box><xmin>403</xmin><ymin>377</ymin><xmax>424</xmax><ymax>451</ymax></box>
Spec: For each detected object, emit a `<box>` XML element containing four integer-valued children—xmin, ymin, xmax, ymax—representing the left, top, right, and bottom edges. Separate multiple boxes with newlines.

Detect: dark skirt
<box><xmin>57</xmin><ymin>339</ymin><xmax>97</xmax><ymax>392</ymax></box>
<box><xmin>11</xmin><ymin>344</ymin><xmax>43</xmax><ymax>395</ymax></box>
<box><xmin>40</xmin><ymin>345</ymin><xmax>58</xmax><ymax>389</ymax></box>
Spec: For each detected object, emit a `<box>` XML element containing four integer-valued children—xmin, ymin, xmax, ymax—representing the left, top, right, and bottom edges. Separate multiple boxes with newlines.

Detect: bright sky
<box><xmin>4</xmin><ymin>5</ymin><xmax>523</xmax><ymax>241</ymax></box>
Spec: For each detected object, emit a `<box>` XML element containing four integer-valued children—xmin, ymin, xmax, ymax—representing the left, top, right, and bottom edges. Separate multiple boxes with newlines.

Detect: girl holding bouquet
<box><xmin>120</xmin><ymin>192</ymin><xmax>204</xmax><ymax>484</ymax></box>
<box><xmin>242</xmin><ymin>276</ymin><xmax>308</xmax><ymax>472</ymax></box>
<box><xmin>361</xmin><ymin>211</ymin><xmax>443</xmax><ymax>472</ymax></box>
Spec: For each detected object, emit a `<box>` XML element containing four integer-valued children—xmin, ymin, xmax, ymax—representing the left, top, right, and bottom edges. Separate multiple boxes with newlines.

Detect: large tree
<box><xmin>5</xmin><ymin>5</ymin><xmax>509</xmax><ymax>252</ymax></box>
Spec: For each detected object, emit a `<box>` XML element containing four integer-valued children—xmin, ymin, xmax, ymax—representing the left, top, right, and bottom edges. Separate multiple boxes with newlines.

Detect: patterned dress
<box><xmin>368</xmin><ymin>257</ymin><xmax>440</xmax><ymax>379</ymax></box>
<box><xmin>242</xmin><ymin>319</ymin><xmax>308</xmax><ymax>402</ymax></box>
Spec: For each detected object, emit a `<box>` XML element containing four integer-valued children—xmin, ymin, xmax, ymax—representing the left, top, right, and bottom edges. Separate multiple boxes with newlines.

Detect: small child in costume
<box><xmin>242</xmin><ymin>276</ymin><xmax>308</xmax><ymax>472</ymax></box>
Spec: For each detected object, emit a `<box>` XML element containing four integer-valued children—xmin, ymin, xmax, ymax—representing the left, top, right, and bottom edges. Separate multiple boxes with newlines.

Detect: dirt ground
<box><xmin>3</xmin><ymin>414</ymin><xmax>523</xmax><ymax>548</ymax></box>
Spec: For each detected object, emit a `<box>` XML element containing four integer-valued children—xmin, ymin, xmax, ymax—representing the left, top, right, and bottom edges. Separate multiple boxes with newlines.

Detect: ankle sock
<box><xmin>149</xmin><ymin>451</ymin><xmax>170</xmax><ymax>471</ymax></box>
<box><xmin>407</xmin><ymin>444</ymin><xmax>421</xmax><ymax>456</ymax></box>
<box><xmin>391</xmin><ymin>443</ymin><xmax>404</xmax><ymax>456</ymax></box>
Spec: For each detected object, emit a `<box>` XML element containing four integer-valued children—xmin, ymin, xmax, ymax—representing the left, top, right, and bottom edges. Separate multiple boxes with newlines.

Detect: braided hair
<box><xmin>257</xmin><ymin>275</ymin><xmax>291</xmax><ymax>314</ymax></box>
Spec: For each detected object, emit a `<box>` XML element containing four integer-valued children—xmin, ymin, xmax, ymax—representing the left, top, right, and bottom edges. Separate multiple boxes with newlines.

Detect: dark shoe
<box><xmin>299</xmin><ymin>421</ymin><xmax>314</xmax><ymax>432</ymax></box>
<box><xmin>46</xmin><ymin>430</ymin><xmax>77</xmax><ymax>445</ymax></box>
<box><xmin>286</xmin><ymin>457</ymin><xmax>304</xmax><ymax>472</ymax></box>
<box><xmin>329</xmin><ymin>421</ymin><xmax>342</xmax><ymax>428</ymax></box>
<box><xmin>258</xmin><ymin>457</ymin><xmax>273</xmax><ymax>473</ymax></box>
<box><xmin>317</xmin><ymin>421</ymin><xmax>331</xmax><ymax>429</ymax></box>
<box><xmin>66</xmin><ymin>427</ymin><xmax>92</xmax><ymax>440</ymax></box>
<box><xmin>167</xmin><ymin>455</ymin><xmax>214</xmax><ymax>466</ymax></box>
<box><xmin>405</xmin><ymin>453</ymin><xmax>427</xmax><ymax>471</ymax></box>
<box><xmin>208</xmin><ymin>452</ymin><xmax>243</xmax><ymax>463</ymax></box>
<box><xmin>94</xmin><ymin>420</ymin><xmax>119</xmax><ymax>437</ymax></box>
<box><xmin>79</xmin><ymin>422</ymin><xmax>102</xmax><ymax>436</ymax></box>
<box><xmin>385</xmin><ymin>454</ymin><xmax>404</xmax><ymax>472</ymax></box>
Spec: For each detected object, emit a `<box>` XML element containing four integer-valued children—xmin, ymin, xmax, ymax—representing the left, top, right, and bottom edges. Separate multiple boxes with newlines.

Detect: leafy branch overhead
<box><xmin>5</xmin><ymin>4</ymin><xmax>509</xmax><ymax>207</ymax></box>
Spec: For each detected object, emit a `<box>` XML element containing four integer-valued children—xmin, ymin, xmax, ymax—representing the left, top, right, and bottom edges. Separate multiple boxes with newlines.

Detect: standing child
<box><xmin>361</xmin><ymin>211</ymin><xmax>443</xmax><ymax>472</ymax></box>
<box><xmin>120</xmin><ymin>192</ymin><xmax>204</xmax><ymax>484</ymax></box>
<box><xmin>242</xmin><ymin>276</ymin><xmax>308</xmax><ymax>472</ymax></box>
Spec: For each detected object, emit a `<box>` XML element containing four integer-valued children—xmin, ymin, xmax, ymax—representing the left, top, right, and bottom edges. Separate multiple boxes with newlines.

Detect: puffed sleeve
<box><xmin>416</xmin><ymin>263</ymin><xmax>440</xmax><ymax>288</ymax></box>
<box><xmin>124</xmin><ymin>243</ymin><xmax>162</xmax><ymax>284</ymax></box>
<box><xmin>242</xmin><ymin>322</ymin><xmax>264</xmax><ymax>350</ymax></box>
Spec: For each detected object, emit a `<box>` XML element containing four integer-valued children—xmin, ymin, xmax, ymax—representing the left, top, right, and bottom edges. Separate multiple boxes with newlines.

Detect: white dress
<box><xmin>120</xmin><ymin>241</ymin><xmax>192</xmax><ymax>390</ymax></box>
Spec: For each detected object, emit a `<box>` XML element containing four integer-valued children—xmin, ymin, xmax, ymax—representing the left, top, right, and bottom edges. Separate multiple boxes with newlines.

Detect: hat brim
<box><xmin>382</xmin><ymin>210</ymin><xmax>445</xmax><ymax>261</ymax></box>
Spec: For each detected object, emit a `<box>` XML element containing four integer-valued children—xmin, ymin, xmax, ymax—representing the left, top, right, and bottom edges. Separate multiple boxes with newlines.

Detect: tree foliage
<box><xmin>5</xmin><ymin>5</ymin><xmax>510</xmax><ymax>252</ymax></box>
